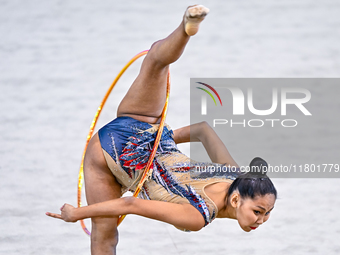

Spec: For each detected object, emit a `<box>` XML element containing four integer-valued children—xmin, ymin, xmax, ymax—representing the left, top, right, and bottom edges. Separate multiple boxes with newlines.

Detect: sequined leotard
<box><xmin>98</xmin><ymin>116</ymin><xmax>241</xmax><ymax>228</ymax></box>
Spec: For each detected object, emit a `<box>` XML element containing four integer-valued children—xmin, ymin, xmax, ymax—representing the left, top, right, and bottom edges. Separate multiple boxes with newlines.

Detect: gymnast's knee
<box><xmin>145</xmin><ymin>40</ymin><xmax>169</xmax><ymax>67</ymax></box>
<box><xmin>91</xmin><ymin>219</ymin><xmax>119</xmax><ymax>247</ymax></box>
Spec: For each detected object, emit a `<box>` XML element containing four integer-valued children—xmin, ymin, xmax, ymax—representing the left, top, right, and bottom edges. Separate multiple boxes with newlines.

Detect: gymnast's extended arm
<box><xmin>173</xmin><ymin>121</ymin><xmax>239</xmax><ymax>167</ymax></box>
<box><xmin>46</xmin><ymin>197</ymin><xmax>205</xmax><ymax>231</ymax></box>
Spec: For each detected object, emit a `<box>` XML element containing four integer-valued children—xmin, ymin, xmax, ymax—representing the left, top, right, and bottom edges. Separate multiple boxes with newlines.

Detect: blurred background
<box><xmin>1</xmin><ymin>0</ymin><xmax>340</xmax><ymax>254</ymax></box>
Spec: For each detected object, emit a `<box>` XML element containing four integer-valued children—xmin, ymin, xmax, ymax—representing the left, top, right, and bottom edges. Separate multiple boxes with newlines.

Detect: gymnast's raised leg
<box><xmin>84</xmin><ymin>5</ymin><xmax>209</xmax><ymax>255</ymax></box>
<box><xmin>117</xmin><ymin>5</ymin><xmax>209</xmax><ymax>123</ymax></box>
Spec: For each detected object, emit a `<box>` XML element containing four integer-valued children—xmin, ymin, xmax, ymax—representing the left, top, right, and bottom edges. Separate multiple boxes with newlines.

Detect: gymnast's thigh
<box><xmin>83</xmin><ymin>133</ymin><xmax>122</xmax><ymax>205</ymax></box>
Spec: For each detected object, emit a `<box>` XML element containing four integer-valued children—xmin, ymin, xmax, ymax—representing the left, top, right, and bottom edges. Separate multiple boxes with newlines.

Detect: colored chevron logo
<box><xmin>196</xmin><ymin>82</ymin><xmax>223</xmax><ymax>106</ymax></box>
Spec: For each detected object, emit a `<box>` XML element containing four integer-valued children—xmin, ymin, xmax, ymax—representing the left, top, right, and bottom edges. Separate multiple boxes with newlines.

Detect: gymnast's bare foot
<box><xmin>184</xmin><ymin>5</ymin><xmax>210</xmax><ymax>36</ymax></box>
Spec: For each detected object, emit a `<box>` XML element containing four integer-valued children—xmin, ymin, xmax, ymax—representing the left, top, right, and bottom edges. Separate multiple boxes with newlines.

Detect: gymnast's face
<box><xmin>233</xmin><ymin>193</ymin><xmax>276</xmax><ymax>232</ymax></box>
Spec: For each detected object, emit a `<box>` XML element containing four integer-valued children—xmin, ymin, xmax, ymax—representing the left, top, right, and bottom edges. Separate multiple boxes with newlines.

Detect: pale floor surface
<box><xmin>1</xmin><ymin>0</ymin><xmax>340</xmax><ymax>254</ymax></box>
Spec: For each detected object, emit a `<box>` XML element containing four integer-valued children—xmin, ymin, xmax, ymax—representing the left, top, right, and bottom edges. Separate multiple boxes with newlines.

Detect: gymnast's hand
<box><xmin>46</xmin><ymin>203</ymin><xmax>77</xmax><ymax>223</ymax></box>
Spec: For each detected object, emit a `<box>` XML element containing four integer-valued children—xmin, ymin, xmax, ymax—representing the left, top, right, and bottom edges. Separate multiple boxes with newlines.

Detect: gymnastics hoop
<box><xmin>77</xmin><ymin>50</ymin><xmax>171</xmax><ymax>236</ymax></box>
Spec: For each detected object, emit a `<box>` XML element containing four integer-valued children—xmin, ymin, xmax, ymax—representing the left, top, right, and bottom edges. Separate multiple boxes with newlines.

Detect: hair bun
<box><xmin>248</xmin><ymin>157</ymin><xmax>268</xmax><ymax>177</ymax></box>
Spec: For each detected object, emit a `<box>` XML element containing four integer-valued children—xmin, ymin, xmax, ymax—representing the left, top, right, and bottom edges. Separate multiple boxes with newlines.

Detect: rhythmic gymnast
<box><xmin>46</xmin><ymin>5</ymin><xmax>277</xmax><ymax>255</ymax></box>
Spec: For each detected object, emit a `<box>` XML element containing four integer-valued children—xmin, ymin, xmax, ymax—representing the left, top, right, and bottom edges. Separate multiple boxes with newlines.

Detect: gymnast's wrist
<box><xmin>71</xmin><ymin>206</ymin><xmax>88</xmax><ymax>221</ymax></box>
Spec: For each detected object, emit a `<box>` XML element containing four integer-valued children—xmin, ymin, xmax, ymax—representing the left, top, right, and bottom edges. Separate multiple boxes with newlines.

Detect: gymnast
<box><xmin>46</xmin><ymin>5</ymin><xmax>277</xmax><ymax>255</ymax></box>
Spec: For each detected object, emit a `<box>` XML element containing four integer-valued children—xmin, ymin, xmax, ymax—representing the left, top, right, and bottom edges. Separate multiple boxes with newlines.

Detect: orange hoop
<box><xmin>77</xmin><ymin>50</ymin><xmax>171</xmax><ymax>235</ymax></box>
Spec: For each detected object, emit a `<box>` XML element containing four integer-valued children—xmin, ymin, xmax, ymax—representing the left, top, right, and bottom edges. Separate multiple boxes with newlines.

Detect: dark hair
<box><xmin>228</xmin><ymin>157</ymin><xmax>277</xmax><ymax>199</ymax></box>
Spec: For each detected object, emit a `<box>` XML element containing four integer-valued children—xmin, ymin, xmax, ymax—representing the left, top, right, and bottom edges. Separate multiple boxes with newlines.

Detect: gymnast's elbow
<box><xmin>182</xmin><ymin>214</ymin><xmax>206</xmax><ymax>232</ymax></box>
<box><xmin>176</xmin><ymin>221</ymin><xmax>204</xmax><ymax>232</ymax></box>
<box><xmin>189</xmin><ymin>224</ymin><xmax>204</xmax><ymax>232</ymax></box>
<box><xmin>121</xmin><ymin>196</ymin><xmax>137</xmax><ymax>215</ymax></box>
